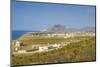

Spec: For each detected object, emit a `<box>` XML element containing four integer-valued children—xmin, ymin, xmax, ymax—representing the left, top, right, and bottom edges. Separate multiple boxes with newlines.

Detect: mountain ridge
<box><xmin>42</xmin><ymin>24</ymin><xmax>95</xmax><ymax>32</ymax></box>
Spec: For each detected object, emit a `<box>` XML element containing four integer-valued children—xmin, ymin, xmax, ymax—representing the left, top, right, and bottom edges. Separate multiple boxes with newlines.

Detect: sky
<box><xmin>12</xmin><ymin>0</ymin><xmax>96</xmax><ymax>31</ymax></box>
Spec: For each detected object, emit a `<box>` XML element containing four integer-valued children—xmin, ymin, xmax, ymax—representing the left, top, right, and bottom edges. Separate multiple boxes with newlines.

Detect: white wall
<box><xmin>0</xmin><ymin>0</ymin><xmax>100</xmax><ymax>67</ymax></box>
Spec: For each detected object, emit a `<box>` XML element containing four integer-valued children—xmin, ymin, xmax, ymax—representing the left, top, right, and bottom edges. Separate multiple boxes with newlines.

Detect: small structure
<box><xmin>39</xmin><ymin>46</ymin><xmax>48</xmax><ymax>52</ymax></box>
<box><xmin>52</xmin><ymin>44</ymin><xmax>60</xmax><ymax>48</ymax></box>
<box><xmin>15</xmin><ymin>40</ymin><xmax>20</xmax><ymax>47</ymax></box>
<box><xmin>13</xmin><ymin>40</ymin><xmax>21</xmax><ymax>52</ymax></box>
<box><xmin>32</xmin><ymin>45</ymin><xmax>39</xmax><ymax>49</ymax></box>
<box><xmin>15</xmin><ymin>47</ymin><xmax>18</xmax><ymax>51</ymax></box>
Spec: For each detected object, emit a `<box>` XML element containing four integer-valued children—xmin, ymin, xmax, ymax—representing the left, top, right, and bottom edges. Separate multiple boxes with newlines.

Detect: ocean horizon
<box><xmin>12</xmin><ymin>30</ymin><xmax>40</xmax><ymax>40</ymax></box>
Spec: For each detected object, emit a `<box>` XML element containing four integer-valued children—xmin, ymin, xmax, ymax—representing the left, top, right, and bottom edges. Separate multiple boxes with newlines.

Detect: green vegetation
<box><xmin>19</xmin><ymin>37</ymin><xmax>67</xmax><ymax>45</ymax></box>
<box><xmin>12</xmin><ymin>36</ymin><xmax>96</xmax><ymax>66</ymax></box>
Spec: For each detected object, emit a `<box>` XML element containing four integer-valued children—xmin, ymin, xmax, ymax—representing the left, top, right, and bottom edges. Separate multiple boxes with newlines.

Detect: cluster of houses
<box><xmin>22</xmin><ymin>32</ymin><xmax>95</xmax><ymax>39</ymax></box>
<box><xmin>12</xmin><ymin>32</ymin><xmax>95</xmax><ymax>53</ymax></box>
<box><xmin>12</xmin><ymin>40</ymin><xmax>62</xmax><ymax>53</ymax></box>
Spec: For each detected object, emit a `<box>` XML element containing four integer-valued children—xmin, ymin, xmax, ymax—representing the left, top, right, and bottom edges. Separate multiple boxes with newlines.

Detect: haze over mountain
<box><xmin>80</xmin><ymin>27</ymin><xmax>95</xmax><ymax>32</ymax></box>
<box><xmin>42</xmin><ymin>24</ymin><xmax>95</xmax><ymax>32</ymax></box>
<box><xmin>46</xmin><ymin>24</ymin><xmax>67</xmax><ymax>32</ymax></box>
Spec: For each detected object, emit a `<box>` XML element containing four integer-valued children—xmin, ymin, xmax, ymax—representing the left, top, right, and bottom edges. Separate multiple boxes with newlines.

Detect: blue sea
<box><xmin>12</xmin><ymin>31</ymin><xmax>28</xmax><ymax>40</ymax></box>
<box><xmin>12</xmin><ymin>30</ymin><xmax>40</xmax><ymax>40</ymax></box>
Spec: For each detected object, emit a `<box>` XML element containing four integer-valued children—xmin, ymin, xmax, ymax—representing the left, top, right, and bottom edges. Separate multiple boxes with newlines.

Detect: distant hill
<box><xmin>42</xmin><ymin>24</ymin><xmax>95</xmax><ymax>32</ymax></box>
<box><xmin>80</xmin><ymin>27</ymin><xmax>95</xmax><ymax>32</ymax></box>
<box><xmin>46</xmin><ymin>24</ymin><xmax>67</xmax><ymax>32</ymax></box>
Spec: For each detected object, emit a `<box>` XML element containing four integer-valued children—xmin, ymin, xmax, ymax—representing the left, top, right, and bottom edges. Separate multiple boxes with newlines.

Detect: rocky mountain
<box><xmin>46</xmin><ymin>24</ymin><xmax>67</xmax><ymax>32</ymax></box>
<box><xmin>43</xmin><ymin>24</ymin><xmax>95</xmax><ymax>32</ymax></box>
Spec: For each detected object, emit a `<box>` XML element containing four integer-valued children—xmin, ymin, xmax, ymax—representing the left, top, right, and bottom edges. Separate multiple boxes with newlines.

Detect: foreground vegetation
<box><xmin>12</xmin><ymin>36</ymin><xmax>96</xmax><ymax>66</ymax></box>
<box><xmin>19</xmin><ymin>37</ymin><xmax>67</xmax><ymax>45</ymax></box>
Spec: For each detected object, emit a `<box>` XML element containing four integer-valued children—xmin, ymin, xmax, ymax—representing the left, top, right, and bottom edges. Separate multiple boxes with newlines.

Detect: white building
<box><xmin>52</xmin><ymin>44</ymin><xmax>60</xmax><ymax>48</ymax></box>
<box><xmin>15</xmin><ymin>47</ymin><xmax>18</xmax><ymax>51</ymax></box>
<box><xmin>39</xmin><ymin>46</ymin><xmax>48</xmax><ymax>52</ymax></box>
<box><xmin>32</xmin><ymin>45</ymin><xmax>39</xmax><ymax>49</ymax></box>
<box><xmin>12</xmin><ymin>40</ymin><xmax>20</xmax><ymax>51</ymax></box>
<box><xmin>15</xmin><ymin>40</ymin><xmax>20</xmax><ymax>47</ymax></box>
